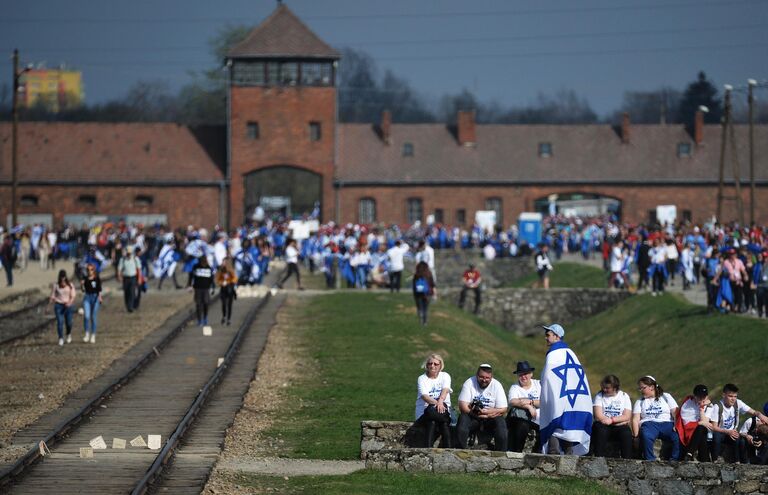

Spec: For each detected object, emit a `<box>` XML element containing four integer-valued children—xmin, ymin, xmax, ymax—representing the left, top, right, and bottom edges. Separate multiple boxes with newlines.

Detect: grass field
<box><xmin>505</xmin><ymin>262</ymin><xmax>608</xmax><ymax>288</ymax></box>
<box><xmin>225</xmin><ymin>470</ymin><xmax>615</xmax><ymax>494</ymax></box>
<box><xmin>265</xmin><ymin>290</ymin><xmax>768</xmax><ymax>461</ymax></box>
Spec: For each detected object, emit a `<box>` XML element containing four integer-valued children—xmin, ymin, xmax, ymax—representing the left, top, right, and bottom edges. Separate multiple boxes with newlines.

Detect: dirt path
<box><xmin>202</xmin><ymin>295</ymin><xmax>363</xmax><ymax>494</ymax></box>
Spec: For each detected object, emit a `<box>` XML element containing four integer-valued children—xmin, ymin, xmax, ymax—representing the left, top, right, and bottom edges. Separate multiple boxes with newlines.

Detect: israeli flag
<box><xmin>539</xmin><ymin>341</ymin><xmax>593</xmax><ymax>455</ymax></box>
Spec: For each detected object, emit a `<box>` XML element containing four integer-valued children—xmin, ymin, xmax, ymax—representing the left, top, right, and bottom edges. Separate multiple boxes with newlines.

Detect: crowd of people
<box><xmin>415</xmin><ymin>324</ymin><xmax>768</xmax><ymax>464</ymax></box>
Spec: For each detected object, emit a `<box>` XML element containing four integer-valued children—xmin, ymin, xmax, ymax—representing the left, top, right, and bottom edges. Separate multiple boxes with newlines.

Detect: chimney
<box><xmin>621</xmin><ymin>112</ymin><xmax>630</xmax><ymax>144</ymax></box>
<box><xmin>694</xmin><ymin>110</ymin><xmax>704</xmax><ymax>145</ymax></box>
<box><xmin>457</xmin><ymin>110</ymin><xmax>476</xmax><ymax>147</ymax></box>
<box><xmin>380</xmin><ymin>110</ymin><xmax>391</xmax><ymax>144</ymax></box>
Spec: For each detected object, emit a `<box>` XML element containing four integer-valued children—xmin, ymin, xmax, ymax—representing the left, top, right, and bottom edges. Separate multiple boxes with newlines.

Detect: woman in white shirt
<box><xmin>414</xmin><ymin>353</ymin><xmax>452</xmax><ymax>448</ymax></box>
<box><xmin>592</xmin><ymin>375</ymin><xmax>633</xmax><ymax>458</ymax></box>
<box><xmin>631</xmin><ymin>375</ymin><xmax>680</xmax><ymax>460</ymax></box>
<box><xmin>506</xmin><ymin>361</ymin><xmax>541</xmax><ymax>452</ymax></box>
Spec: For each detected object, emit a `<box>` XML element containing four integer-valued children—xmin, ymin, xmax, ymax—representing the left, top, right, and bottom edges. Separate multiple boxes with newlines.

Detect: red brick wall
<box><xmin>229</xmin><ymin>86</ymin><xmax>336</xmax><ymax>224</ymax></box>
<box><xmin>1</xmin><ymin>185</ymin><xmax>221</xmax><ymax>228</ymax></box>
<box><xmin>337</xmin><ymin>184</ymin><xmax>768</xmax><ymax>226</ymax></box>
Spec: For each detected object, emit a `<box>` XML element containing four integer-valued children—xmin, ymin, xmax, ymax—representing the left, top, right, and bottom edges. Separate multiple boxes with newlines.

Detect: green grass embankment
<box><xmin>505</xmin><ymin>262</ymin><xmax>607</xmax><ymax>288</ymax></box>
<box><xmin>266</xmin><ymin>290</ymin><xmax>768</xmax><ymax>461</ymax></box>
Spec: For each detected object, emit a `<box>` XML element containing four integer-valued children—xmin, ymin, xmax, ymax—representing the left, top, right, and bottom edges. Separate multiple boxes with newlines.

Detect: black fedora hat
<box><xmin>514</xmin><ymin>361</ymin><xmax>535</xmax><ymax>374</ymax></box>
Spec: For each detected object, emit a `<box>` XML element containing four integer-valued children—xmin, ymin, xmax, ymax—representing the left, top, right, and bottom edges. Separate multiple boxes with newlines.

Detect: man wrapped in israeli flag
<box><xmin>539</xmin><ymin>323</ymin><xmax>593</xmax><ymax>455</ymax></box>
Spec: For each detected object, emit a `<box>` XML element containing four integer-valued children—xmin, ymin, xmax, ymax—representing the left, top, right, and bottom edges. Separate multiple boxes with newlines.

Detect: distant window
<box><xmin>247</xmin><ymin>121</ymin><xmax>260</xmax><ymax>140</ymax></box>
<box><xmin>266</xmin><ymin>62</ymin><xmax>279</xmax><ymax>85</ymax></box>
<box><xmin>538</xmin><ymin>142</ymin><xmax>552</xmax><ymax>157</ymax></box>
<box><xmin>407</xmin><ymin>198</ymin><xmax>423</xmax><ymax>223</ymax></box>
<box><xmin>232</xmin><ymin>61</ymin><xmax>265</xmax><ymax>86</ymax></box>
<box><xmin>485</xmin><ymin>197</ymin><xmax>503</xmax><ymax>226</ymax></box>
<box><xmin>309</xmin><ymin>122</ymin><xmax>322</xmax><ymax>142</ymax></box>
<box><xmin>135</xmin><ymin>195</ymin><xmax>153</xmax><ymax>207</ymax></box>
<box><xmin>280</xmin><ymin>62</ymin><xmax>298</xmax><ymax>85</ymax></box>
<box><xmin>456</xmin><ymin>209</ymin><xmax>466</xmax><ymax>225</ymax></box>
<box><xmin>403</xmin><ymin>142</ymin><xmax>414</xmax><ymax>157</ymax></box>
<box><xmin>20</xmin><ymin>195</ymin><xmax>38</xmax><ymax>206</ymax></box>
<box><xmin>677</xmin><ymin>142</ymin><xmax>692</xmax><ymax>158</ymax></box>
<box><xmin>434</xmin><ymin>209</ymin><xmax>444</xmax><ymax>224</ymax></box>
<box><xmin>648</xmin><ymin>209</ymin><xmax>658</xmax><ymax>224</ymax></box>
<box><xmin>78</xmin><ymin>194</ymin><xmax>97</xmax><ymax>206</ymax></box>
<box><xmin>359</xmin><ymin>198</ymin><xmax>376</xmax><ymax>224</ymax></box>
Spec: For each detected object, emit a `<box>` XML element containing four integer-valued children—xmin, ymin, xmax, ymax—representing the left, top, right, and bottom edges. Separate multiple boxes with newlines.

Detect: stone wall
<box><xmin>441</xmin><ymin>287</ymin><xmax>631</xmax><ymax>336</ymax></box>
<box><xmin>363</xmin><ymin>448</ymin><xmax>768</xmax><ymax>495</ymax></box>
<box><xmin>427</xmin><ymin>251</ymin><xmax>533</xmax><ymax>288</ymax></box>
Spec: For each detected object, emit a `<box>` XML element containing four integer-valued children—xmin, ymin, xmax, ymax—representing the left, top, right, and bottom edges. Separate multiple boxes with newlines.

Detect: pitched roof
<box><xmin>336</xmin><ymin>123</ymin><xmax>768</xmax><ymax>184</ymax></box>
<box><xmin>0</xmin><ymin>123</ymin><xmax>225</xmax><ymax>183</ymax></box>
<box><xmin>227</xmin><ymin>4</ymin><xmax>340</xmax><ymax>60</ymax></box>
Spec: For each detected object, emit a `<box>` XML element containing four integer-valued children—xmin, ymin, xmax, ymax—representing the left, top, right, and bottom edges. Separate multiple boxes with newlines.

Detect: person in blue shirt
<box><xmin>754</xmin><ymin>251</ymin><xmax>768</xmax><ymax>318</ymax></box>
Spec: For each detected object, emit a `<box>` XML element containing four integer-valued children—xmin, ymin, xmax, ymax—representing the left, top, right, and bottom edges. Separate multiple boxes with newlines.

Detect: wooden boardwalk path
<box><xmin>4</xmin><ymin>289</ymin><xmax>284</xmax><ymax>494</ymax></box>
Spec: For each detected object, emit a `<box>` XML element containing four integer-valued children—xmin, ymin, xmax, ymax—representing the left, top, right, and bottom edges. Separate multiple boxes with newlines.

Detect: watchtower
<box><xmin>226</xmin><ymin>4</ymin><xmax>340</xmax><ymax>225</ymax></box>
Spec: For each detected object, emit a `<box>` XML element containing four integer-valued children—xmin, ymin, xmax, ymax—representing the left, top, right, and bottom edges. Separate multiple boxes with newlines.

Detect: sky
<box><xmin>1</xmin><ymin>0</ymin><xmax>766</xmax><ymax>117</ymax></box>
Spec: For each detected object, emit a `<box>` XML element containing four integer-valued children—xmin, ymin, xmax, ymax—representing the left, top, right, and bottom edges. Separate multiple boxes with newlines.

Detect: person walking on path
<box><xmin>50</xmin><ymin>269</ymin><xmax>77</xmax><ymax>346</ymax></box>
<box><xmin>191</xmin><ymin>256</ymin><xmax>215</xmax><ymax>326</ymax></box>
<box><xmin>117</xmin><ymin>246</ymin><xmax>141</xmax><ymax>313</ymax></box>
<box><xmin>276</xmin><ymin>238</ymin><xmax>303</xmax><ymax>290</ymax></box>
<box><xmin>535</xmin><ymin>244</ymin><xmax>554</xmax><ymax>289</ymax></box>
<box><xmin>1</xmin><ymin>236</ymin><xmax>15</xmax><ymax>287</ymax></box>
<box><xmin>80</xmin><ymin>263</ymin><xmax>103</xmax><ymax>344</ymax></box>
<box><xmin>215</xmin><ymin>257</ymin><xmax>238</xmax><ymax>325</ymax></box>
<box><xmin>386</xmin><ymin>240</ymin><xmax>409</xmax><ymax>292</ymax></box>
<box><xmin>412</xmin><ymin>261</ymin><xmax>436</xmax><ymax>326</ymax></box>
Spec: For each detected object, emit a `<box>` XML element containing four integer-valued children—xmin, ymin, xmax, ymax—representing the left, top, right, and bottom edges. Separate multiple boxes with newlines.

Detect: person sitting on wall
<box><xmin>456</xmin><ymin>364</ymin><xmax>508</xmax><ymax>451</ymax></box>
<box><xmin>591</xmin><ymin>374</ymin><xmax>633</xmax><ymax>459</ymax></box>
<box><xmin>675</xmin><ymin>384</ymin><xmax>717</xmax><ymax>462</ymax></box>
<box><xmin>458</xmin><ymin>263</ymin><xmax>482</xmax><ymax>314</ymax></box>
<box><xmin>506</xmin><ymin>361</ymin><xmax>541</xmax><ymax>453</ymax></box>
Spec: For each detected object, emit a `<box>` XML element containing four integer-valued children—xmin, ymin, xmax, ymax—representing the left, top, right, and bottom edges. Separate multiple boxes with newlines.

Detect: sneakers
<box><xmin>84</xmin><ymin>332</ymin><xmax>91</xmax><ymax>342</ymax></box>
<box><xmin>89</xmin><ymin>334</ymin><xmax>96</xmax><ymax>344</ymax></box>
<box><xmin>66</xmin><ymin>334</ymin><xmax>72</xmax><ymax>344</ymax></box>
<box><xmin>58</xmin><ymin>338</ymin><xmax>64</xmax><ymax>346</ymax></box>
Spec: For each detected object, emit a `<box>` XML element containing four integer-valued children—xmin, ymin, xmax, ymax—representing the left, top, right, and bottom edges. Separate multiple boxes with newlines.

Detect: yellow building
<box><xmin>19</xmin><ymin>67</ymin><xmax>84</xmax><ymax>111</ymax></box>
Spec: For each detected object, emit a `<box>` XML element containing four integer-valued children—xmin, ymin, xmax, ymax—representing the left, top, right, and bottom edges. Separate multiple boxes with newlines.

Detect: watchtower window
<box><xmin>309</xmin><ymin>122</ymin><xmax>322</xmax><ymax>142</ymax></box>
<box><xmin>247</xmin><ymin>121</ymin><xmax>260</xmax><ymax>140</ymax></box>
<box><xmin>280</xmin><ymin>62</ymin><xmax>298</xmax><ymax>86</ymax></box>
<box><xmin>232</xmin><ymin>61</ymin><xmax>265</xmax><ymax>86</ymax></box>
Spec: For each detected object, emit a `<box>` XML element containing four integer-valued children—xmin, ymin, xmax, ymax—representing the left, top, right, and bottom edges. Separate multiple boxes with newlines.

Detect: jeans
<box><xmin>711</xmin><ymin>431</ymin><xmax>748</xmax><ymax>463</ymax></box>
<box><xmin>389</xmin><ymin>271</ymin><xmax>402</xmax><ymax>292</ymax></box>
<box><xmin>83</xmin><ymin>293</ymin><xmax>100</xmax><ymax>334</ymax></box>
<box><xmin>2</xmin><ymin>260</ymin><xmax>12</xmax><ymax>286</ymax></box>
<box><xmin>122</xmin><ymin>276</ymin><xmax>137</xmax><ymax>312</ymax></box>
<box><xmin>54</xmin><ymin>303</ymin><xmax>73</xmax><ymax>339</ymax></box>
<box><xmin>415</xmin><ymin>295</ymin><xmax>430</xmax><ymax>325</ymax></box>
<box><xmin>456</xmin><ymin>414</ymin><xmax>508</xmax><ymax>451</ymax></box>
<box><xmin>756</xmin><ymin>287</ymin><xmax>767</xmax><ymax>317</ymax></box>
<box><xmin>639</xmin><ymin>421</ymin><xmax>680</xmax><ymax>460</ymax></box>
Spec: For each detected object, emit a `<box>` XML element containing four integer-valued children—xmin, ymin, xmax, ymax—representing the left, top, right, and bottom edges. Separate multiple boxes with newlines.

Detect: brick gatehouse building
<box><xmin>1</xmin><ymin>4</ymin><xmax>766</xmax><ymax>229</ymax></box>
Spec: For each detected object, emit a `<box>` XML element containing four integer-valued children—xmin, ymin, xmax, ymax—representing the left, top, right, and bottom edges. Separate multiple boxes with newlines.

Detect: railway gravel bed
<box><xmin>0</xmin><ymin>289</ymin><xmax>191</xmax><ymax>455</ymax></box>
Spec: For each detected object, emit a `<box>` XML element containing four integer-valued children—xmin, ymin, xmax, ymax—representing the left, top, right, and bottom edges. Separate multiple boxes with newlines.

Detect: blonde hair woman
<box><xmin>414</xmin><ymin>353</ymin><xmax>452</xmax><ymax>448</ymax></box>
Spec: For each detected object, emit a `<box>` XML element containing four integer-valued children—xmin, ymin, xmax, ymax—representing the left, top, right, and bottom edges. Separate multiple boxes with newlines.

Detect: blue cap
<box><xmin>542</xmin><ymin>323</ymin><xmax>565</xmax><ymax>338</ymax></box>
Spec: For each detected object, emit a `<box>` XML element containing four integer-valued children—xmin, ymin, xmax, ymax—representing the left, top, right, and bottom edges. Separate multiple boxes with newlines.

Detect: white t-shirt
<box><xmin>594</xmin><ymin>391</ymin><xmax>632</xmax><ymax>419</ymax></box>
<box><xmin>386</xmin><ymin>244</ymin><xmax>409</xmax><ymax>272</ymax></box>
<box><xmin>285</xmin><ymin>245</ymin><xmax>298</xmax><ymax>264</ymax></box>
<box><xmin>633</xmin><ymin>393</ymin><xmax>678</xmax><ymax>424</ymax></box>
<box><xmin>679</xmin><ymin>398</ymin><xmax>718</xmax><ymax>424</ymax></box>
<box><xmin>483</xmin><ymin>244</ymin><xmax>496</xmax><ymax>261</ymax></box>
<box><xmin>508</xmin><ymin>379</ymin><xmax>542</xmax><ymax>424</ymax></box>
<box><xmin>415</xmin><ymin>371</ymin><xmax>452</xmax><ymax>420</ymax></box>
<box><xmin>458</xmin><ymin>376</ymin><xmax>508</xmax><ymax>410</ymax></box>
<box><xmin>716</xmin><ymin>399</ymin><xmax>752</xmax><ymax>431</ymax></box>
<box><xmin>610</xmin><ymin>246</ymin><xmax>624</xmax><ymax>272</ymax></box>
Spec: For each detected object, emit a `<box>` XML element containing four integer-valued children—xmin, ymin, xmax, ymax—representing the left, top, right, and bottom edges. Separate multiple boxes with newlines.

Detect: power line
<box><xmin>2</xmin><ymin>23</ymin><xmax>764</xmax><ymax>54</ymax></box>
<box><xmin>0</xmin><ymin>0</ymin><xmax>763</xmax><ymax>23</ymax></box>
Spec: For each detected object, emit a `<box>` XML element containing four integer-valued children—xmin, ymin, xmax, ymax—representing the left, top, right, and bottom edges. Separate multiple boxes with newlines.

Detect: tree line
<box><xmin>1</xmin><ymin>26</ymin><xmax>765</xmax><ymax>127</ymax></box>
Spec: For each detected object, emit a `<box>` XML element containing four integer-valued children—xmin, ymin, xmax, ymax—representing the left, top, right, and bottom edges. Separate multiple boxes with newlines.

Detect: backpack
<box><xmin>414</xmin><ymin>277</ymin><xmax>429</xmax><ymax>294</ymax></box>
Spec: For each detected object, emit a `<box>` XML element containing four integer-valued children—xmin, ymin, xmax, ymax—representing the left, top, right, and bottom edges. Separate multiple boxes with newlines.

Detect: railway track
<box><xmin>0</xmin><ymin>286</ymin><xmax>283</xmax><ymax>494</ymax></box>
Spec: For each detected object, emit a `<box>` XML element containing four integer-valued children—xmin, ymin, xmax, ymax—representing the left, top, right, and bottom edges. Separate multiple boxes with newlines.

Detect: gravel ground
<box><xmin>0</xmin><ymin>287</ymin><xmax>192</xmax><ymax>459</ymax></box>
<box><xmin>203</xmin><ymin>296</ymin><xmax>351</xmax><ymax>495</ymax></box>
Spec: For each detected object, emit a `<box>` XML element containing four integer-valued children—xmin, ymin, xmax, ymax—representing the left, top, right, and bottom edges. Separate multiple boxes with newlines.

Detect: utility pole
<box><xmin>748</xmin><ymin>79</ymin><xmax>756</xmax><ymax>226</ymax></box>
<box><xmin>11</xmin><ymin>49</ymin><xmax>19</xmax><ymax>228</ymax></box>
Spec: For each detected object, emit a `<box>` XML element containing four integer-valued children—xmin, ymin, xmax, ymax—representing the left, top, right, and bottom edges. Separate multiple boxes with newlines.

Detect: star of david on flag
<box><xmin>551</xmin><ymin>352</ymin><xmax>590</xmax><ymax>408</ymax></box>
